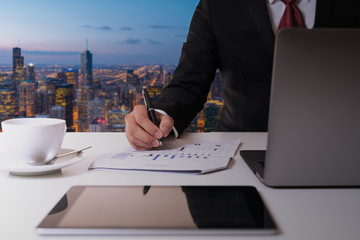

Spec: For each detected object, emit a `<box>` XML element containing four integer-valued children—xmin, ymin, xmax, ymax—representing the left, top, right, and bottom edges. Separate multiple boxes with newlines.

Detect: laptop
<box><xmin>240</xmin><ymin>28</ymin><xmax>360</xmax><ymax>187</ymax></box>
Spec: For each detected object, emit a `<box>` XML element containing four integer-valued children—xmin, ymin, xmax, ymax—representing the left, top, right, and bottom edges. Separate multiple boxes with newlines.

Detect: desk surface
<box><xmin>0</xmin><ymin>132</ymin><xmax>359</xmax><ymax>240</ymax></box>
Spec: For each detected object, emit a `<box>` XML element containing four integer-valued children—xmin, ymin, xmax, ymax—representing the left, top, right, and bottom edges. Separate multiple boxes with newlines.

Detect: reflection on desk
<box><xmin>37</xmin><ymin>186</ymin><xmax>277</xmax><ymax>235</ymax></box>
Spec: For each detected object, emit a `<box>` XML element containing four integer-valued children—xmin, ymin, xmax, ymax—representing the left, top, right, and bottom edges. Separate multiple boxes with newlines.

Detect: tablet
<box><xmin>36</xmin><ymin>185</ymin><xmax>278</xmax><ymax>235</ymax></box>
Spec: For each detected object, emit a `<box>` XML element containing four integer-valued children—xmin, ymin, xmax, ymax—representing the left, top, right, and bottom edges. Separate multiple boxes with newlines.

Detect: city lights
<box><xmin>0</xmin><ymin>45</ymin><xmax>224</xmax><ymax>132</ymax></box>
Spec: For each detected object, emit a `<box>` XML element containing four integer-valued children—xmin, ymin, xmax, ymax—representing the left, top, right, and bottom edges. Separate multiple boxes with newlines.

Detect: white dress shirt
<box><xmin>266</xmin><ymin>0</ymin><xmax>317</xmax><ymax>32</ymax></box>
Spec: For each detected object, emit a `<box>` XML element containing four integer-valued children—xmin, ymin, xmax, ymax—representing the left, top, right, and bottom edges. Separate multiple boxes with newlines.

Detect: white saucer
<box><xmin>0</xmin><ymin>151</ymin><xmax>87</xmax><ymax>176</ymax></box>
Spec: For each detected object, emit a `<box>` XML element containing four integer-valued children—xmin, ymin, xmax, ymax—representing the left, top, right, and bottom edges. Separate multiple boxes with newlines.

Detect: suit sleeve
<box><xmin>154</xmin><ymin>0</ymin><xmax>219</xmax><ymax>134</ymax></box>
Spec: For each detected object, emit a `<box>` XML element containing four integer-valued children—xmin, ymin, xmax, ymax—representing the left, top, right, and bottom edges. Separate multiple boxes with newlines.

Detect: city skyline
<box><xmin>0</xmin><ymin>44</ymin><xmax>224</xmax><ymax>133</ymax></box>
<box><xmin>0</xmin><ymin>0</ymin><xmax>224</xmax><ymax>133</ymax></box>
<box><xmin>0</xmin><ymin>0</ymin><xmax>199</xmax><ymax>65</ymax></box>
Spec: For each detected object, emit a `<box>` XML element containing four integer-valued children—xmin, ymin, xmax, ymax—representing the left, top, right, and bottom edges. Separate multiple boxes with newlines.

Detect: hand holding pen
<box><xmin>124</xmin><ymin>86</ymin><xmax>174</xmax><ymax>150</ymax></box>
<box><xmin>142</xmin><ymin>86</ymin><xmax>163</xmax><ymax>147</ymax></box>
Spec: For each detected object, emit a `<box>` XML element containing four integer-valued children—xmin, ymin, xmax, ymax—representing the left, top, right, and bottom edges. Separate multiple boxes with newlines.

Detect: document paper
<box><xmin>90</xmin><ymin>138</ymin><xmax>241</xmax><ymax>174</ymax></box>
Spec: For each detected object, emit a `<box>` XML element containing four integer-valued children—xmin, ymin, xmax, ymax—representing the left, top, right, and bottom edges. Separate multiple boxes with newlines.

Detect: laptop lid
<box><xmin>262</xmin><ymin>28</ymin><xmax>360</xmax><ymax>187</ymax></box>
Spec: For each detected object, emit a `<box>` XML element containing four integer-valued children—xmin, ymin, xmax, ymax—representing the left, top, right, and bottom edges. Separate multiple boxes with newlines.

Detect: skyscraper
<box><xmin>63</xmin><ymin>69</ymin><xmax>79</xmax><ymax>90</ymax></box>
<box><xmin>118</xmin><ymin>81</ymin><xmax>135</xmax><ymax>111</ymax></box>
<box><xmin>88</xmin><ymin>98</ymin><xmax>105</xmax><ymax>123</ymax></box>
<box><xmin>80</xmin><ymin>40</ymin><xmax>93</xmax><ymax>88</ymax></box>
<box><xmin>147</xmin><ymin>84</ymin><xmax>163</xmax><ymax>102</ymax></box>
<box><xmin>35</xmin><ymin>89</ymin><xmax>51</xmax><ymax>116</ymax></box>
<box><xmin>158</xmin><ymin>64</ymin><xmax>165</xmax><ymax>85</ymax></box>
<box><xmin>78</xmin><ymin>40</ymin><xmax>94</xmax><ymax>132</ymax></box>
<box><xmin>19</xmin><ymin>81</ymin><xmax>36</xmax><ymax>117</ymax></box>
<box><xmin>203</xmin><ymin>100</ymin><xmax>223</xmax><ymax>132</ymax></box>
<box><xmin>88</xmin><ymin>98</ymin><xmax>106</xmax><ymax>132</ymax></box>
<box><xmin>107</xmin><ymin>109</ymin><xmax>128</xmax><ymax>132</ymax></box>
<box><xmin>55</xmin><ymin>83</ymin><xmax>74</xmax><ymax>128</ymax></box>
<box><xmin>89</xmin><ymin>118</ymin><xmax>106</xmax><ymax>132</ymax></box>
<box><xmin>0</xmin><ymin>89</ymin><xmax>16</xmax><ymax>121</ymax></box>
<box><xmin>62</xmin><ymin>69</ymin><xmax>79</xmax><ymax>130</ymax></box>
<box><xmin>12</xmin><ymin>47</ymin><xmax>21</xmax><ymax>76</ymax></box>
<box><xmin>49</xmin><ymin>105</ymin><xmax>65</xmax><ymax>120</ymax></box>
<box><xmin>12</xmin><ymin>47</ymin><xmax>26</xmax><ymax>115</ymax></box>
<box><xmin>28</xmin><ymin>63</ymin><xmax>35</xmax><ymax>82</ymax></box>
<box><xmin>13</xmin><ymin>47</ymin><xmax>25</xmax><ymax>86</ymax></box>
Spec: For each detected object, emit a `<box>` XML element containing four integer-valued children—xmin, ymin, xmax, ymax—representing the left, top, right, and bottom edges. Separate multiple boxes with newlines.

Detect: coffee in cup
<box><xmin>1</xmin><ymin>118</ymin><xmax>66</xmax><ymax>165</ymax></box>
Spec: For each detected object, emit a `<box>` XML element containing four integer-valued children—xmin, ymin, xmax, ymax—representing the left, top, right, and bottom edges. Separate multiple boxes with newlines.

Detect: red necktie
<box><xmin>278</xmin><ymin>0</ymin><xmax>305</xmax><ymax>30</ymax></box>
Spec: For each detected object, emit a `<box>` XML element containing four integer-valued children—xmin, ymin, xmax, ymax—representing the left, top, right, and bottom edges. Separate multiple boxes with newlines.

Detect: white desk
<box><xmin>0</xmin><ymin>132</ymin><xmax>359</xmax><ymax>240</ymax></box>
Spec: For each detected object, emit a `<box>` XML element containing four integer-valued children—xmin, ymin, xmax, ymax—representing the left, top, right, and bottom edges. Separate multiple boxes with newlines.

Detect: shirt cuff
<box><xmin>154</xmin><ymin>109</ymin><xmax>179</xmax><ymax>138</ymax></box>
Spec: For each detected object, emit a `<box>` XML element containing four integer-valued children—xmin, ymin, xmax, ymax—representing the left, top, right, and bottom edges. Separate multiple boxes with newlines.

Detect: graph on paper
<box><xmin>90</xmin><ymin>138</ymin><xmax>241</xmax><ymax>174</ymax></box>
<box><xmin>122</xmin><ymin>141</ymin><xmax>235</xmax><ymax>161</ymax></box>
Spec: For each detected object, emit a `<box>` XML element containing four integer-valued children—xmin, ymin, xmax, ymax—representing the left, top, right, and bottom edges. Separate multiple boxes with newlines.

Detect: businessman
<box><xmin>125</xmin><ymin>0</ymin><xmax>360</xmax><ymax>150</ymax></box>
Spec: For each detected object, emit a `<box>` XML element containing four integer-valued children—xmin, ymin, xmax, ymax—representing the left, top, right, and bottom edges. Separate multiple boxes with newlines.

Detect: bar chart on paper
<box><xmin>90</xmin><ymin>139</ymin><xmax>241</xmax><ymax>173</ymax></box>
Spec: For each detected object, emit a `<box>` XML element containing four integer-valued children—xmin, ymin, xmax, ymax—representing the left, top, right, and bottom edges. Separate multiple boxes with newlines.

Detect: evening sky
<box><xmin>0</xmin><ymin>0</ymin><xmax>199</xmax><ymax>65</ymax></box>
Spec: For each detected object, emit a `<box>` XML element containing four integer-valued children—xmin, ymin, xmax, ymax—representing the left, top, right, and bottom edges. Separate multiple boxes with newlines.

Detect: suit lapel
<box><xmin>246</xmin><ymin>0</ymin><xmax>275</xmax><ymax>55</ymax></box>
<box><xmin>314</xmin><ymin>0</ymin><xmax>334</xmax><ymax>27</ymax></box>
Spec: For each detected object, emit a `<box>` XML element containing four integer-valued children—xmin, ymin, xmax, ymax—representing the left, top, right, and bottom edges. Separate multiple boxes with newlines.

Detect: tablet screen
<box><xmin>37</xmin><ymin>186</ymin><xmax>278</xmax><ymax>235</ymax></box>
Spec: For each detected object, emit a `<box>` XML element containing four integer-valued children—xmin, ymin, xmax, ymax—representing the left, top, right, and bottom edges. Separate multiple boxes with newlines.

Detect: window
<box><xmin>0</xmin><ymin>0</ymin><xmax>223</xmax><ymax>132</ymax></box>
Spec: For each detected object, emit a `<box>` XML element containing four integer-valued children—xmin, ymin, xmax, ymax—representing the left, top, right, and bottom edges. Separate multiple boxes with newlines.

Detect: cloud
<box><xmin>118</xmin><ymin>38</ymin><xmax>141</xmax><ymax>44</ymax></box>
<box><xmin>117</xmin><ymin>38</ymin><xmax>162</xmax><ymax>45</ymax></box>
<box><xmin>82</xmin><ymin>25</ymin><xmax>112</xmax><ymax>31</ymax></box>
<box><xmin>147</xmin><ymin>25</ymin><xmax>185</xmax><ymax>30</ymax></box>
<box><xmin>121</xmin><ymin>27</ymin><xmax>133</xmax><ymax>31</ymax></box>
<box><xmin>22</xmin><ymin>50</ymin><xmax>81</xmax><ymax>56</ymax></box>
<box><xmin>145</xmin><ymin>38</ymin><xmax>162</xmax><ymax>45</ymax></box>
<box><xmin>99</xmin><ymin>25</ymin><xmax>112</xmax><ymax>31</ymax></box>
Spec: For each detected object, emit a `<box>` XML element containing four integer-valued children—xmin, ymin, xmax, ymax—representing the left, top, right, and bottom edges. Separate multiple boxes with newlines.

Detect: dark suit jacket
<box><xmin>155</xmin><ymin>0</ymin><xmax>360</xmax><ymax>134</ymax></box>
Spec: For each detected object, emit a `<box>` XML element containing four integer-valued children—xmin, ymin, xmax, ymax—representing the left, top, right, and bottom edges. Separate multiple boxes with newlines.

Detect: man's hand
<box><xmin>125</xmin><ymin>105</ymin><xmax>174</xmax><ymax>150</ymax></box>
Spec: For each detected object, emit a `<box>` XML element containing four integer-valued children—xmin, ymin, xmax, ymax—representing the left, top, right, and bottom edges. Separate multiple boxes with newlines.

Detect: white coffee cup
<box><xmin>1</xmin><ymin>118</ymin><xmax>66</xmax><ymax>165</ymax></box>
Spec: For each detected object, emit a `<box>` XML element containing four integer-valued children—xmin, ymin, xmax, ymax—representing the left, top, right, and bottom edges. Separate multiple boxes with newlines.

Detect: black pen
<box><xmin>143</xmin><ymin>186</ymin><xmax>151</xmax><ymax>196</ymax></box>
<box><xmin>142</xmin><ymin>86</ymin><xmax>162</xmax><ymax>147</ymax></box>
